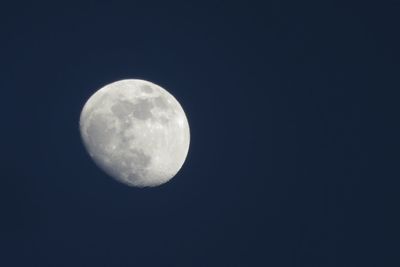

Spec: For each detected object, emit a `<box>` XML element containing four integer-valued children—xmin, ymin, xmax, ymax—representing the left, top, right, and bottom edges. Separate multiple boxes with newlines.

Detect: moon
<box><xmin>79</xmin><ymin>79</ymin><xmax>190</xmax><ymax>187</ymax></box>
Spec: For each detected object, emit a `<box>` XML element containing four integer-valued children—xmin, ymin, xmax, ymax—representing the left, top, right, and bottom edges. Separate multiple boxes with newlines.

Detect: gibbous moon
<box><xmin>79</xmin><ymin>79</ymin><xmax>190</xmax><ymax>187</ymax></box>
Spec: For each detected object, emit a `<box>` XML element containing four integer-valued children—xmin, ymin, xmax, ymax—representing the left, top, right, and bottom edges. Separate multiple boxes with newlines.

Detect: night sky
<box><xmin>1</xmin><ymin>1</ymin><xmax>399</xmax><ymax>266</ymax></box>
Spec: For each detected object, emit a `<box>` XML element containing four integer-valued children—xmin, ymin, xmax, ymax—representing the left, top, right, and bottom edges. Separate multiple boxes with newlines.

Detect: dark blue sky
<box><xmin>1</xmin><ymin>1</ymin><xmax>399</xmax><ymax>266</ymax></box>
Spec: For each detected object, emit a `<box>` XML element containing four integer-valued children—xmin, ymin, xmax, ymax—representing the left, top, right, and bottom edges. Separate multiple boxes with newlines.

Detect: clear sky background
<box><xmin>1</xmin><ymin>1</ymin><xmax>399</xmax><ymax>266</ymax></box>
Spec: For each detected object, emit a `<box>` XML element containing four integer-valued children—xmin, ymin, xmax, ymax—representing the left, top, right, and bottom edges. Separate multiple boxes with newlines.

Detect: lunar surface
<box><xmin>79</xmin><ymin>79</ymin><xmax>190</xmax><ymax>187</ymax></box>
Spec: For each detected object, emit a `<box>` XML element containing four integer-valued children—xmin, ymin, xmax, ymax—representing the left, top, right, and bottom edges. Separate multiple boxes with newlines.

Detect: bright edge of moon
<box><xmin>79</xmin><ymin>79</ymin><xmax>190</xmax><ymax>187</ymax></box>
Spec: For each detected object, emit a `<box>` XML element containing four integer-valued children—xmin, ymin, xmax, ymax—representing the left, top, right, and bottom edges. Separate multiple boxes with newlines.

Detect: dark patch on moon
<box><xmin>141</xmin><ymin>85</ymin><xmax>153</xmax><ymax>93</ymax></box>
<box><xmin>153</xmin><ymin>96</ymin><xmax>168</xmax><ymax>110</ymax></box>
<box><xmin>159</xmin><ymin>116</ymin><xmax>170</xmax><ymax>124</ymax></box>
<box><xmin>131</xmin><ymin>149</ymin><xmax>151</xmax><ymax>167</ymax></box>
<box><xmin>111</xmin><ymin>100</ymin><xmax>135</xmax><ymax>119</ymax></box>
<box><xmin>131</xmin><ymin>99</ymin><xmax>153</xmax><ymax>120</ymax></box>
<box><xmin>110</xmin><ymin>100</ymin><xmax>134</xmax><ymax>132</ymax></box>
<box><xmin>111</xmin><ymin>98</ymin><xmax>154</xmax><ymax>121</ymax></box>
